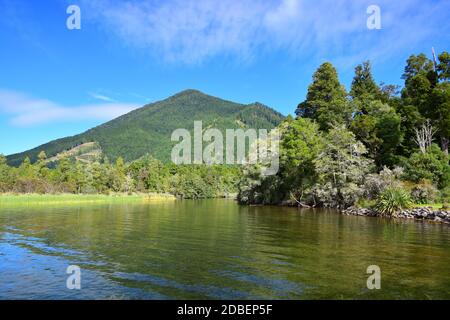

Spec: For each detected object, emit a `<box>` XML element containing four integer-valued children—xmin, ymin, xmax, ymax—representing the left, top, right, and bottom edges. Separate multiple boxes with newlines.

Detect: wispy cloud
<box><xmin>81</xmin><ymin>0</ymin><xmax>450</xmax><ymax>64</ymax></box>
<box><xmin>0</xmin><ymin>89</ymin><xmax>138</xmax><ymax>126</ymax></box>
<box><xmin>89</xmin><ymin>92</ymin><xmax>117</xmax><ymax>103</ymax></box>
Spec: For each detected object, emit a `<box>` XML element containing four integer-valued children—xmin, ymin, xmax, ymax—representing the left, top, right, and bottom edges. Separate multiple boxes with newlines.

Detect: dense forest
<box><xmin>6</xmin><ymin>90</ymin><xmax>284</xmax><ymax>166</ymax></box>
<box><xmin>1</xmin><ymin>51</ymin><xmax>449</xmax><ymax>214</ymax></box>
<box><xmin>0</xmin><ymin>153</ymin><xmax>241</xmax><ymax>199</ymax></box>
<box><xmin>238</xmin><ymin>51</ymin><xmax>450</xmax><ymax>213</ymax></box>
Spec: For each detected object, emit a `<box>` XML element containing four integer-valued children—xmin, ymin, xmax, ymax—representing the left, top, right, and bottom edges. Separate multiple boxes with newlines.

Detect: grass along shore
<box><xmin>0</xmin><ymin>193</ymin><xmax>177</xmax><ymax>206</ymax></box>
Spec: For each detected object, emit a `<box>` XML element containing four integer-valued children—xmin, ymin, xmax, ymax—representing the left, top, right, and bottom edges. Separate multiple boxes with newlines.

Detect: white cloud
<box><xmin>89</xmin><ymin>92</ymin><xmax>117</xmax><ymax>103</ymax></box>
<box><xmin>0</xmin><ymin>89</ymin><xmax>138</xmax><ymax>126</ymax></box>
<box><xmin>81</xmin><ymin>0</ymin><xmax>450</xmax><ymax>64</ymax></box>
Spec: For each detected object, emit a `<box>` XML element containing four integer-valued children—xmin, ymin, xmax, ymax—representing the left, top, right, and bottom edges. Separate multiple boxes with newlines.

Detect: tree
<box><xmin>0</xmin><ymin>154</ymin><xmax>11</xmax><ymax>192</ymax></box>
<box><xmin>401</xmin><ymin>53</ymin><xmax>437</xmax><ymax>117</ymax></box>
<box><xmin>403</xmin><ymin>144</ymin><xmax>449</xmax><ymax>189</ymax></box>
<box><xmin>395</xmin><ymin>104</ymin><xmax>425</xmax><ymax>157</ymax></box>
<box><xmin>429</xmin><ymin>82</ymin><xmax>450</xmax><ymax>154</ymax></box>
<box><xmin>280</xmin><ymin>118</ymin><xmax>325</xmax><ymax>201</ymax></box>
<box><xmin>347</xmin><ymin>61</ymin><xmax>403</xmax><ymax>166</ymax></box>
<box><xmin>350</xmin><ymin>61</ymin><xmax>381</xmax><ymax>101</ymax></box>
<box><xmin>18</xmin><ymin>157</ymin><xmax>35</xmax><ymax>179</ymax></box>
<box><xmin>111</xmin><ymin>156</ymin><xmax>126</xmax><ymax>192</ymax></box>
<box><xmin>312</xmin><ymin>125</ymin><xmax>373</xmax><ymax>208</ymax></box>
<box><xmin>36</xmin><ymin>151</ymin><xmax>49</xmax><ymax>178</ymax></box>
<box><xmin>413</xmin><ymin>120</ymin><xmax>436</xmax><ymax>154</ymax></box>
<box><xmin>296</xmin><ymin>62</ymin><xmax>352</xmax><ymax>130</ymax></box>
<box><xmin>437</xmin><ymin>51</ymin><xmax>450</xmax><ymax>81</ymax></box>
<box><xmin>402</xmin><ymin>53</ymin><xmax>435</xmax><ymax>81</ymax></box>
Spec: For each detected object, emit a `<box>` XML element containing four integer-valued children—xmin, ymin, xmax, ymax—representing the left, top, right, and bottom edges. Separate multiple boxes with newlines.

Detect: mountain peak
<box><xmin>7</xmin><ymin>91</ymin><xmax>285</xmax><ymax>166</ymax></box>
<box><xmin>172</xmin><ymin>89</ymin><xmax>205</xmax><ymax>98</ymax></box>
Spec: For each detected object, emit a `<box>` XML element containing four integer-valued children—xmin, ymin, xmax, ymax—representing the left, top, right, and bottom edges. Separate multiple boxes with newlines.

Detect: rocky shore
<box><xmin>343</xmin><ymin>207</ymin><xmax>450</xmax><ymax>224</ymax></box>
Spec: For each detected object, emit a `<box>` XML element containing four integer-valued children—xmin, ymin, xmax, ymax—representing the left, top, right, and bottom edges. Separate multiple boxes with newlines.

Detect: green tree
<box><xmin>312</xmin><ymin>125</ymin><xmax>373</xmax><ymax>208</ymax></box>
<box><xmin>437</xmin><ymin>51</ymin><xmax>450</xmax><ymax>81</ymax></box>
<box><xmin>429</xmin><ymin>82</ymin><xmax>450</xmax><ymax>154</ymax></box>
<box><xmin>280</xmin><ymin>118</ymin><xmax>325</xmax><ymax>202</ymax></box>
<box><xmin>110</xmin><ymin>156</ymin><xmax>126</xmax><ymax>192</ymax></box>
<box><xmin>0</xmin><ymin>154</ymin><xmax>12</xmax><ymax>192</ymax></box>
<box><xmin>395</xmin><ymin>104</ymin><xmax>425</xmax><ymax>157</ymax></box>
<box><xmin>36</xmin><ymin>151</ymin><xmax>49</xmax><ymax>178</ymax></box>
<box><xmin>349</xmin><ymin>62</ymin><xmax>403</xmax><ymax>166</ymax></box>
<box><xmin>18</xmin><ymin>157</ymin><xmax>35</xmax><ymax>178</ymax></box>
<box><xmin>403</xmin><ymin>144</ymin><xmax>449</xmax><ymax>189</ymax></box>
<box><xmin>350</xmin><ymin>61</ymin><xmax>381</xmax><ymax>101</ymax></box>
<box><xmin>296</xmin><ymin>62</ymin><xmax>351</xmax><ymax>130</ymax></box>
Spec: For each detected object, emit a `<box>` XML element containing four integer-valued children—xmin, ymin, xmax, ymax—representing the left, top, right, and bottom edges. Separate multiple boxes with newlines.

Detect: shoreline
<box><xmin>0</xmin><ymin>193</ymin><xmax>177</xmax><ymax>206</ymax></box>
<box><xmin>342</xmin><ymin>206</ymin><xmax>450</xmax><ymax>224</ymax></box>
<box><xmin>277</xmin><ymin>200</ymin><xmax>450</xmax><ymax>225</ymax></box>
<box><xmin>2</xmin><ymin>194</ymin><xmax>449</xmax><ymax>225</ymax></box>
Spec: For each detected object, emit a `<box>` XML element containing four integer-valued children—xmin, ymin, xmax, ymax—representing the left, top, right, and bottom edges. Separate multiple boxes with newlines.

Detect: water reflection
<box><xmin>0</xmin><ymin>200</ymin><xmax>449</xmax><ymax>299</ymax></box>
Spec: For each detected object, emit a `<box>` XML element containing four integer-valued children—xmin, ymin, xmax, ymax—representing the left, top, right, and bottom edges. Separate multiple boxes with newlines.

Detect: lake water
<box><xmin>0</xmin><ymin>199</ymin><xmax>449</xmax><ymax>300</ymax></box>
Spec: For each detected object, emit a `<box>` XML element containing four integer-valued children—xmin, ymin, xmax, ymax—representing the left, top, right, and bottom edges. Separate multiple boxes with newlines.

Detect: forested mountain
<box><xmin>6</xmin><ymin>90</ymin><xmax>284</xmax><ymax>166</ymax></box>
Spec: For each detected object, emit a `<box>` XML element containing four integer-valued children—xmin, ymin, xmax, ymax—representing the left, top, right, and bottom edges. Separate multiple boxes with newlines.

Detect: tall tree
<box><xmin>402</xmin><ymin>53</ymin><xmax>436</xmax><ymax>83</ymax></box>
<box><xmin>36</xmin><ymin>151</ymin><xmax>49</xmax><ymax>178</ymax></box>
<box><xmin>350</xmin><ymin>61</ymin><xmax>381</xmax><ymax>102</ymax></box>
<box><xmin>429</xmin><ymin>82</ymin><xmax>450</xmax><ymax>154</ymax></box>
<box><xmin>349</xmin><ymin>62</ymin><xmax>403</xmax><ymax>166</ymax></box>
<box><xmin>437</xmin><ymin>51</ymin><xmax>450</xmax><ymax>81</ymax></box>
<box><xmin>296</xmin><ymin>62</ymin><xmax>351</xmax><ymax>130</ymax></box>
<box><xmin>401</xmin><ymin>52</ymin><xmax>450</xmax><ymax>154</ymax></box>
<box><xmin>0</xmin><ymin>154</ymin><xmax>11</xmax><ymax>192</ymax></box>
<box><xmin>313</xmin><ymin>125</ymin><xmax>373</xmax><ymax>208</ymax></box>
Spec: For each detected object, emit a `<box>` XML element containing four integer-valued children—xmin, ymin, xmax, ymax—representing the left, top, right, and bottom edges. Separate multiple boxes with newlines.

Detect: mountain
<box><xmin>7</xmin><ymin>90</ymin><xmax>285</xmax><ymax>166</ymax></box>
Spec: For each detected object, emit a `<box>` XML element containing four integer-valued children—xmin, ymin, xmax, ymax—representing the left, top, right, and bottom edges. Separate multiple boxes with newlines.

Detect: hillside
<box><xmin>7</xmin><ymin>90</ymin><xmax>284</xmax><ymax>166</ymax></box>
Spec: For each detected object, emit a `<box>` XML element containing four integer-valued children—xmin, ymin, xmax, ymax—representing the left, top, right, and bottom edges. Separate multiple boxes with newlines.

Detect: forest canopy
<box><xmin>1</xmin><ymin>51</ymin><xmax>449</xmax><ymax>210</ymax></box>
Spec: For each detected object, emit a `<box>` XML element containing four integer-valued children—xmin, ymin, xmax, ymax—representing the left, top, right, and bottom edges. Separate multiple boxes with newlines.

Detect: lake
<box><xmin>0</xmin><ymin>199</ymin><xmax>449</xmax><ymax>299</ymax></box>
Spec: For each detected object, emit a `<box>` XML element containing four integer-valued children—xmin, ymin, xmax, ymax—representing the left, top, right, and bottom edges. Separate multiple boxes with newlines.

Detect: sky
<box><xmin>0</xmin><ymin>0</ymin><xmax>449</xmax><ymax>155</ymax></box>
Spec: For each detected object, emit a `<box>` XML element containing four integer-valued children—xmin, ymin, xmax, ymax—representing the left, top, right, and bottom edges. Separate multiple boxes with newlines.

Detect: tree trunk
<box><xmin>441</xmin><ymin>137</ymin><xmax>449</xmax><ymax>156</ymax></box>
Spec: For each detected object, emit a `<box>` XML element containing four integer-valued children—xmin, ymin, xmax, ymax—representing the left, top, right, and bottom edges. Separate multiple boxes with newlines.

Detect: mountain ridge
<box><xmin>7</xmin><ymin>90</ymin><xmax>285</xmax><ymax>166</ymax></box>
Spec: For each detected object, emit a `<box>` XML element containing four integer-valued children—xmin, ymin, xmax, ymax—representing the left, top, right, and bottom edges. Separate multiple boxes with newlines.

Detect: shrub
<box><xmin>363</xmin><ymin>166</ymin><xmax>403</xmax><ymax>199</ymax></box>
<box><xmin>375</xmin><ymin>187</ymin><xmax>412</xmax><ymax>217</ymax></box>
<box><xmin>403</xmin><ymin>144</ymin><xmax>449</xmax><ymax>189</ymax></box>
<box><xmin>410</xmin><ymin>180</ymin><xmax>439</xmax><ymax>204</ymax></box>
<box><xmin>440</xmin><ymin>187</ymin><xmax>450</xmax><ymax>204</ymax></box>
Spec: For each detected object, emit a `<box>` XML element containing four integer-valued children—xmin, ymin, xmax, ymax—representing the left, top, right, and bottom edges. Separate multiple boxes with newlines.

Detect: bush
<box><xmin>375</xmin><ymin>187</ymin><xmax>412</xmax><ymax>217</ymax></box>
<box><xmin>440</xmin><ymin>187</ymin><xmax>450</xmax><ymax>204</ymax></box>
<box><xmin>403</xmin><ymin>144</ymin><xmax>449</xmax><ymax>189</ymax></box>
<box><xmin>410</xmin><ymin>180</ymin><xmax>439</xmax><ymax>204</ymax></box>
<box><xmin>363</xmin><ymin>166</ymin><xmax>403</xmax><ymax>199</ymax></box>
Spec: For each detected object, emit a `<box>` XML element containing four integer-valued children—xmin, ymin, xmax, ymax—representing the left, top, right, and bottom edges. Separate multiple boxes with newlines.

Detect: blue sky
<box><xmin>0</xmin><ymin>0</ymin><xmax>449</xmax><ymax>155</ymax></box>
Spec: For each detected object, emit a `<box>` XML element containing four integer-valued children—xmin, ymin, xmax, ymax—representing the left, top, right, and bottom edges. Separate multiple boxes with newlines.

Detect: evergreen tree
<box><xmin>349</xmin><ymin>63</ymin><xmax>403</xmax><ymax>166</ymax></box>
<box><xmin>437</xmin><ymin>51</ymin><xmax>450</xmax><ymax>81</ymax></box>
<box><xmin>350</xmin><ymin>61</ymin><xmax>381</xmax><ymax>101</ymax></box>
<box><xmin>429</xmin><ymin>82</ymin><xmax>450</xmax><ymax>154</ymax></box>
<box><xmin>0</xmin><ymin>154</ymin><xmax>11</xmax><ymax>192</ymax></box>
<box><xmin>36</xmin><ymin>151</ymin><xmax>49</xmax><ymax>178</ymax></box>
<box><xmin>296</xmin><ymin>62</ymin><xmax>351</xmax><ymax>130</ymax></box>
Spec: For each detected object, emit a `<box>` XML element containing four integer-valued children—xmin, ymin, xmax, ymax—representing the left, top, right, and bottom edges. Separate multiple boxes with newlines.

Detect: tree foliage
<box><xmin>240</xmin><ymin>51</ymin><xmax>449</xmax><ymax>209</ymax></box>
<box><xmin>295</xmin><ymin>62</ymin><xmax>352</xmax><ymax>130</ymax></box>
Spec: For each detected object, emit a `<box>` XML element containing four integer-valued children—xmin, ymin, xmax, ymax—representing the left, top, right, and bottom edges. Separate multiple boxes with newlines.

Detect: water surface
<box><xmin>0</xmin><ymin>200</ymin><xmax>449</xmax><ymax>299</ymax></box>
